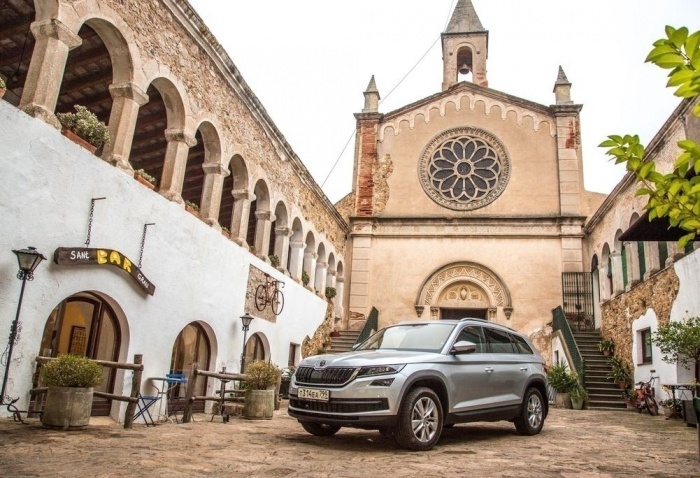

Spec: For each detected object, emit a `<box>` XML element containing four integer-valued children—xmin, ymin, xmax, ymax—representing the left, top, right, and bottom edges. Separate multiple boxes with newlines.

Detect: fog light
<box><xmin>369</xmin><ymin>378</ymin><xmax>394</xmax><ymax>387</ymax></box>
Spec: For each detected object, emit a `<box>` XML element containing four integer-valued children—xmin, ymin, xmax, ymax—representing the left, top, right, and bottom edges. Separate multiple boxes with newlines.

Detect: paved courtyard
<box><xmin>1</xmin><ymin>402</ymin><xmax>698</xmax><ymax>477</ymax></box>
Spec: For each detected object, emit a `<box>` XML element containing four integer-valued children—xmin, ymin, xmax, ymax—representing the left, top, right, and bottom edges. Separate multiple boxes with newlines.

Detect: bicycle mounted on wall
<box><xmin>255</xmin><ymin>273</ymin><xmax>284</xmax><ymax>315</ymax></box>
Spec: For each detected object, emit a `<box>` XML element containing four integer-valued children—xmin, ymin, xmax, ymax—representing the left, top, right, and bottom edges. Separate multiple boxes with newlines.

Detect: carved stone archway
<box><xmin>415</xmin><ymin>262</ymin><xmax>512</xmax><ymax>320</ymax></box>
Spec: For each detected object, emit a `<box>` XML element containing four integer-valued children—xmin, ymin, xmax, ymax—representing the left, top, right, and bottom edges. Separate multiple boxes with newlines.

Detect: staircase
<box><xmin>573</xmin><ymin>330</ymin><xmax>627</xmax><ymax>410</ymax></box>
<box><xmin>328</xmin><ymin>330</ymin><xmax>362</xmax><ymax>354</ymax></box>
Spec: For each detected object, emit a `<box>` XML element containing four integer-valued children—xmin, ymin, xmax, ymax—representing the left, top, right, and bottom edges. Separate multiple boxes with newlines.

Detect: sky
<box><xmin>188</xmin><ymin>0</ymin><xmax>700</xmax><ymax>204</ymax></box>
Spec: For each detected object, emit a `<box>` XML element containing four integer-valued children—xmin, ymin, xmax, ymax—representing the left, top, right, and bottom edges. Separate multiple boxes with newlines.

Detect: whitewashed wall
<box><xmin>0</xmin><ymin>102</ymin><xmax>327</xmax><ymax>419</ymax></box>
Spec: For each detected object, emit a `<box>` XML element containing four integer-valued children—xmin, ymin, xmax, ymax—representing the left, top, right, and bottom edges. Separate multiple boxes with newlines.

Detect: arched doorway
<box><xmin>170</xmin><ymin>322</ymin><xmax>210</xmax><ymax>413</ymax></box>
<box><xmin>38</xmin><ymin>292</ymin><xmax>121</xmax><ymax>416</ymax></box>
<box><xmin>437</xmin><ymin>282</ymin><xmax>489</xmax><ymax>320</ymax></box>
<box><xmin>243</xmin><ymin>333</ymin><xmax>266</xmax><ymax>371</ymax></box>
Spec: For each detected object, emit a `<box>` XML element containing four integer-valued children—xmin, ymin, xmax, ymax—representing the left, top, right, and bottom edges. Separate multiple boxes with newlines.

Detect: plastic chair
<box><xmin>134</xmin><ymin>394</ymin><xmax>161</xmax><ymax>426</ymax></box>
<box><xmin>166</xmin><ymin>373</ymin><xmax>187</xmax><ymax>423</ymax></box>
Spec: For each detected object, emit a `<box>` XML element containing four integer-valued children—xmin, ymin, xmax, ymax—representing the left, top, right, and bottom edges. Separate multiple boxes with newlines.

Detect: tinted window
<box><xmin>484</xmin><ymin>328</ymin><xmax>516</xmax><ymax>354</ymax></box>
<box><xmin>511</xmin><ymin>333</ymin><xmax>534</xmax><ymax>354</ymax></box>
<box><xmin>455</xmin><ymin>326</ymin><xmax>486</xmax><ymax>353</ymax></box>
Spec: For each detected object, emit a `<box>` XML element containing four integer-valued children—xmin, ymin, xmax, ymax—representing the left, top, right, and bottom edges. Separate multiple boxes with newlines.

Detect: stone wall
<box><xmin>600</xmin><ymin>266</ymin><xmax>679</xmax><ymax>370</ymax></box>
<box><xmin>302</xmin><ymin>302</ymin><xmax>335</xmax><ymax>357</ymax></box>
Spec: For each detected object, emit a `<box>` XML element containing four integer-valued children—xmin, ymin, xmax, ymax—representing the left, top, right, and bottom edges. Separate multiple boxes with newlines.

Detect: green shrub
<box><xmin>57</xmin><ymin>105</ymin><xmax>110</xmax><ymax>148</ymax></box>
<box><xmin>134</xmin><ymin>169</ymin><xmax>156</xmax><ymax>185</ymax></box>
<box><xmin>546</xmin><ymin>362</ymin><xmax>578</xmax><ymax>393</ymax></box>
<box><xmin>301</xmin><ymin>270</ymin><xmax>310</xmax><ymax>286</ymax></box>
<box><xmin>268</xmin><ymin>255</ymin><xmax>280</xmax><ymax>267</ymax></box>
<box><xmin>41</xmin><ymin>354</ymin><xmax>104</xmax><ymax>388</ymax></box>
<box><xmin>0</xmin><ymin>76</ymin><xmax>6</xmax><ymax>89</ymax></box>
<box><xmin>325</xmin><ymin>286</ymin><xmax>337</xmax><ymax>300</ymax></box>
<box><xmin>244</xmin><ymin>360</ymin><xmax>281</xmax><ymax>390</ymax></box>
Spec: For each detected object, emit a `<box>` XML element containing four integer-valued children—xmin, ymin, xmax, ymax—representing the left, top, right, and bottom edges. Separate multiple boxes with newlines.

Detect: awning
<box><xmin>619</xmin><ymin>211</ymin><xmax>692</xmax><ymax>242</ymax></box>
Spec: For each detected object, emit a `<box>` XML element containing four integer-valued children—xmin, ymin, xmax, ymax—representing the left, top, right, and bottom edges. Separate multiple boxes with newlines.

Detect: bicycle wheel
<box><xmin>645</xmin><ymin>395</ymin><xmax>659</xmax><ymax>416</ymax></box>
<box><xmin>271</xmin><ymin>288</ymin><xmax>284</xmax><ymax>315</ymax></box>
<box><xmin>254</xmin><ymin>284</ymin><xmax>267</xmax><ymax>311</ymax></box>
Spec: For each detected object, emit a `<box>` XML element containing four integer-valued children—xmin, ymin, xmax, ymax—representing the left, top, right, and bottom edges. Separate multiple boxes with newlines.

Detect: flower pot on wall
<box><xmin>134</xmin><ymin>174</ymin><xmax>155</xmax><ymax>190</ymax></box>
<box><xmin>61</xmin><ymin>129</ymin><xmax>97</xmax><ymax>154</ymax></box>
<box><xmin>42</xmin><ymin>386</ymin><xmax>94</xmax><ymax>430</ymax></box>
<box><xmin>243</xmin><ymin>389</ymin><xmax>275</xmax><ymax>420</ymax></box>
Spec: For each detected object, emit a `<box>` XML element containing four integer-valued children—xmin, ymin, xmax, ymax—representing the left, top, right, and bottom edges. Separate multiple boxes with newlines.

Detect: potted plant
<box><xmin>185</xmin><ymin>200</ymin><xmax>200</xmax><ymax>217</ymax></box>
<box><xmin>622</xmin><ymin>387</ymin><xmax>637</xmax><ymax>410</ymax></box>
<box><xmin>569</xmin><ymin>381</ymin><xmax>589</xmax><ymax>410</ymax></box>
<box><xmin>658</xmin><ymin>397</ymin><xmax>682</xmax><ymax>419</ymax></box>
<box><xmin>40</xmin><ymin>354</ymin><xmax>104</xmax><ymax>430</ymax></box>
<box><xmin>268</xmin><ymin>255</ymin><xmax>280</xmax><ymax>267</ymax></box>
<box><xmin>57</xmin><ymin>105</ymin><xmax>110</xmax><ymax>153</ymax></box>
<box><xmin>325</xmin><ymin>286</ymin><xmax>337</xmax><ymax>300</ymax></box>
<box><xmin>133</xmin><ymin>169</ymin><xmax>156</xmax><ymax>190</ymax></box>
<box><xmin>607</xmin><ymin>356</ymin><xmax>632</xmax><ymax>389</ymax></box>
<box><xmin>598</xmin><ymin>339</ymin><xmax>615</xmax><ymax>357</ymax></box>
<box><xmin>546</xmin><ymin>362</ymin><xmax>577</xmax><ymax>409</ymax></box>
<box><xmin>242</xmin><ymin>360</ymin><xmax>281</xmax><ymax>420</ymax></box>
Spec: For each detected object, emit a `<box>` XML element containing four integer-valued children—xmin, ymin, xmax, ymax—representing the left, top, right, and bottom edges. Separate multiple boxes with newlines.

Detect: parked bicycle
<box><xmin>635</xmin><ymin>370</ymin><xmax>659</xmax><ymax>416</ymax></box>
<box><xmin>254</xmin><ymin>274</ymin><xmax>284</xmax><ymax>315</ymax></box>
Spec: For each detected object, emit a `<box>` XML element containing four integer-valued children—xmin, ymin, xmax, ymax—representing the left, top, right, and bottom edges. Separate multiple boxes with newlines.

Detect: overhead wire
<box><xmin>320</xmin><ymin>1</ymin><xmax>456</xmax><ymax>189</ymax></box>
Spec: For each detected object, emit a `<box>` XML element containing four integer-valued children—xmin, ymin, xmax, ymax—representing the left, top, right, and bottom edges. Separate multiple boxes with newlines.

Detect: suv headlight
<box><xmin>356</xmin><ymin>364</ymin><xmax>405</xmax><ymax>377</ymax></box>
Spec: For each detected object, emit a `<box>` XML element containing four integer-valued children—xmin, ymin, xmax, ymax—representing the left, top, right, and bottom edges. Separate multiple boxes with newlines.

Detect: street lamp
<box><xmin>239</xmin><ymin>312</ymin><xmax>255</xmax><ymax>373</ymax></box>
<box><xmin>1</xmin><ymin>247</ymin><xmax>46</xmax><ymax>415</ymax></box>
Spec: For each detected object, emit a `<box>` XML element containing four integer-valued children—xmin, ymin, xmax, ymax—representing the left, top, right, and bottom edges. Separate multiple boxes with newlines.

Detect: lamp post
<box><xmin>239</xmin><ymin>312</ymin><xmax>254</xmax><ymax>373</ymax></box>
<box><xmin>1</xmin><ymin>247</ymin><xmax>46</xmax><ymax>414</ymax></box>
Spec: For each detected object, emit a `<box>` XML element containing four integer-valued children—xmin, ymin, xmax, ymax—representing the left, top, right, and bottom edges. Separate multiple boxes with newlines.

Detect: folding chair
<box><xmin>165</xmin><ymin>373</ymin><xmax>188</xmax><ymax>423</ymax></box>
<box><xmin>134</xmin><ymin>394</ymin><xmax>161</xmax><ymax>427</ymax></box>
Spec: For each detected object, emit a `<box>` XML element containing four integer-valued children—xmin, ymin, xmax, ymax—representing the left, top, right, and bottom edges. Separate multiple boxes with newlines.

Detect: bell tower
<box><xmin>442</xmin><ymin>0</ymin><xmax>488</xmax><ymax>91</ymax></box>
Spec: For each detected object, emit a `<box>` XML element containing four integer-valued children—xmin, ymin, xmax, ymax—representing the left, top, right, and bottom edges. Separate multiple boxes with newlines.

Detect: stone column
<box><xmin>643</xmin><ymin>241</ymin><xmax>660</xmax><ymax>280</ymax></box>
<box><xmin>102</xmin><ymin>82</ymin><xmax>149</xmax><ymax>173</ymax></box>
<box><xmin>624</xmin><ymin>241</ymin><xmax>641</xmax><ymax>288</ymax></box>
<box><xmin>230</xmin><ymin>190</ymin><xmax>254</xmax><ymax>246</ymax></box>
<box><xmin>335</xmin><ymin>276</ymin><xmax>345</xmax><ymax>319</ymax></box>
<box><xmin>200</xmin><ymin>162</ymin><xmax>229</xmax><ymax>226</ymax></box>
<box><xmin>20</xmin><ymin>19</ymin><xmax>82</xmax><ymax>129</ymax></box>
<box><xmin>610</xmin><ymin>251</ymin><xmax>624</xmax><ymax>297</ymax></box>
<box><xmin>326</xmin><ymin>269</ymin><xmax>337</xmax><ymax>289</ymax></box>
<box><xmin>253</xmin><ymin>211</ymin><xmax>274</xmax><ymax>258</ymax></box>
<box><xmin>273</xmin><ymin>226</ymin><xmax>292</xmax><ymax>271</ymax></box>
<box><xmin>303</xmin><ymin>251</ymin><xmax>318</xmax><ymax>290</ymax></box>
<box><xmin>597</xmin><ymin>264</ymin><xmax>610</xmax><ymax>302</ymax></box>
<box><xmin>315</xmin><ymin>261</ymin><xmax>328</xmax><ymax>295</ymax></box>
<box><xmin>160</xmin><ymin>128</ymin><xmax>196</xmax><ymax>204</ymax></box>
<box><xmin>288</xmin><ymin>241</ymin><xmax>305</xmax><ymax>282</ymax></box>
<box><xmin>666</xmin><ymin>242</ymin><xmax>684</xmax><ymax>266</ymax></box>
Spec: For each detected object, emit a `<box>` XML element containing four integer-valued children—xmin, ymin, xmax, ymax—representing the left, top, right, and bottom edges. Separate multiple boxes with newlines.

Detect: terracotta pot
<box><xmin>134</xmin><ymin>174</ymin><xmax>155</xmax><ymax>190</ymax></box>
<box><xmin>554</xmin><ymin>392</ymin><xmax>572</xmax><ymax>409</ymax></box>
<box><xmin>243</xmin><ymin>389</ymin><xmax>275</xmax><ymax>420</ymax></box>
<box><xmin>61</xmin><ymin>129</ymin><xmax>97</xmax><ymax>154</ymax></box>
<box><xmin>42</xmin><ymin>386</ymin><xmax>94</xmax><ymax>430</ymax></box>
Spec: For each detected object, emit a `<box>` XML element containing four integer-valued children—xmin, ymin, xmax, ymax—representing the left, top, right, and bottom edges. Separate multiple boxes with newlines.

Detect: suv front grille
<box><xmin>290</xmin><ymin>397</ymin><xmax>389</xmax><ymax>414</ymax></box>
<box><xmin>295</xmin><ymin>366</ymin><xmax>356</xmax><ymax>387</ymax></box>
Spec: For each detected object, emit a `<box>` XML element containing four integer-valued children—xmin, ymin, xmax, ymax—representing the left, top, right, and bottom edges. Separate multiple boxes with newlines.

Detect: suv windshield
<box><xmin>357</xmin><ymin>323</ymin><xmax>455</xmax><ymax>352</ymax></box>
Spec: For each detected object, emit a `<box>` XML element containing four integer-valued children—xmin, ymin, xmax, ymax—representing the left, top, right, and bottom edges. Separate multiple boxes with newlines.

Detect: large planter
<box><xmin>554</xmin><ymin>392</ymin><xmax>572</xmax><ymax>409</ymax></box>
<box><xmin>571</xmin><ymin>397</ymin><xmax>585</xmax><ymax>410</ymax></box>
<box><xmin>42</xmin><ymin>386</ymin><xmax>94</xmax><ymax>430</ymax></box>
<box><xmin>243</xmin><ymin>389</ymin><xmax>275</xmax><ymax>420</ymax></box>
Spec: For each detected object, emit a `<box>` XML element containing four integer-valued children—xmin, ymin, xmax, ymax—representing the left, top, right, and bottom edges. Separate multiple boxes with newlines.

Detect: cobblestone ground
<box><xmin>1</xmin><ymin>403</ymin><xmax>699</xmax><ymax>477</ymax></box>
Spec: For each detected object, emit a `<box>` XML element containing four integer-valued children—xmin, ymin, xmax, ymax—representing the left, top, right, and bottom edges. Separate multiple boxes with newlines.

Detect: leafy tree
<box><xmin>600</xmin><ymin>26</ymin><xmax>700</xmax><ymax>248</ymax></box>
<box><xmin>652</xmin><ymin>316</ymin><xmax>700</xmax><ymax>388</ymax></box>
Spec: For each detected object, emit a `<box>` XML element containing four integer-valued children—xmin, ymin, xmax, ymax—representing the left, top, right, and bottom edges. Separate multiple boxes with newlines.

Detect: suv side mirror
<box><xmin>451</xmin><ymin>340</ymin><xmax>477</xmax><ymax>355</ymax></box>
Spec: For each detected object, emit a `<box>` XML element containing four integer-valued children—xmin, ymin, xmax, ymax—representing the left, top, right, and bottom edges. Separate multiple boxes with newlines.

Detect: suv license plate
<box><xmin>298</xmin><ymin>388</ymin><xmax>329</xmax><ymax>402</ymax></box>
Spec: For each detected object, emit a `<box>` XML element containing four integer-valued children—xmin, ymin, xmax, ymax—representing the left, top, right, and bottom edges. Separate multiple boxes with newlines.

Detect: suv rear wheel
<box><xmin>514</xmin><ymin>387</ymin><xmax>545</xmax><ymax>435</ymax></box>
<box><xmin>394</xmin><ymin>387</ymin><xmax>443</xmax><ymax>451</ymax></box>
<box><xmin>299</xmin><ymin>421</ymin><xmax>341</xmax><ymax>437</ymax></box>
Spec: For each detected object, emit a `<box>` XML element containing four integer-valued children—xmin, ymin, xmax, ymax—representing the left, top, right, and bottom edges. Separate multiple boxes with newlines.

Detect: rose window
<box><xmin>419</xmin><ymin>127</ymin><xmax>510</xmax><ymax>211</ymax></box>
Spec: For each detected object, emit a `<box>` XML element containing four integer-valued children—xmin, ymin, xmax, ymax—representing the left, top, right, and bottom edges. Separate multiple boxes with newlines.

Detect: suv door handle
<box><xmin>520</xmin><ymin>367</ymin><xmax>528</xmax><ymax>372</ymax></box>
<box><xmin>484</xmin><ymin>367</ymin><xmax>494</xmax><ymax>373</ymax></box>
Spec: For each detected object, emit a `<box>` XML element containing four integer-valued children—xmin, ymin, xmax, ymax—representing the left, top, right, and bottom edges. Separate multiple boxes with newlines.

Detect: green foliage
<box><xmin>607</xmin><ymin>356</ymin><xmax>632</xmax><ymax>385</ymax></box>
<box><xmin>598</xmin><ymin>339</ymin><xmax>615</xmax><ymax>353</ymax></box>
<box><xmin>57</xmin><ymin>105</ymin><xmax>110</xmax><ymax>149</ymax></box>
<box><xmin>134</xmin><ymin>169</ymin><xmax>156</xmax><ymax>185</ymax></box>
<box><xmin>301</xmin><ymin>269</ymin><xmax>310</xmax><ymax>286</ymax></box>
<box><xmin>243</xmin><ymin>360</ymin><xmax>281</xmax><ymax>390</ymax></box>
<box><xmin>268</xmin><ymin>255</ymin><xmax>280</xmax><ymax>267</ymax></box>
<box><xmin>185</xmin><ymin>200</ymin><xmax>199</xmax><ymax>211</ymax></box>
<box><xmin>325</xmin><ymin>286</ymin><xmax>337</xmax><ymax>300</ymax></box>
<box><xmin>652</xmin><ymin>316</ymin><xmax>700</xmax><ymax>369</ymax></box>
<box><xmin>569</xmin><ymin>381</ymin><xmax>589</xmax><ymax>402</ymax></box>
<box><xmin>600</xmin><ymin>26</ymin><xmax>700</xmax><ymax>248</ymax></box>
<box><xmin>41</xmin><ymin>354</ymin><xmax>104</xmax><ymax>388</ymax></box>
<box><xmin>546</xmin><ymin>362</ymin><xmax>578</xmax><ymax>393</ymax></box>
<box><xmin>0</xmin><ymin>76</ymin><xmax>6</xmax><ymax>89</ymax></box>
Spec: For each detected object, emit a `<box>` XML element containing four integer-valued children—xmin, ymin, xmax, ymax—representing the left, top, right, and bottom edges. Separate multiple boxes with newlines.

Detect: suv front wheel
<box><xmin>514</xmin><ymin>387</ymin><xmax>545</xmax><ymax>435</ymax></box>
<box><xmin>394</xmin><ymin>387</ymin><xmax>443</xmax><ymax>451</ymax></box>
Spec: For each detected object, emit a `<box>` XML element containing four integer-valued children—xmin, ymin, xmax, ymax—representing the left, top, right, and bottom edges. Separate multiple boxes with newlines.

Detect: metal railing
<box><xmin>552</xmin><ymin>306</ymin><xmax>586</xmax><ymax>381</ymax></box>
<box><xmin>354</xmin><ymin>307</ymin><xmax>379</xmax><ymax>346</ymax></box>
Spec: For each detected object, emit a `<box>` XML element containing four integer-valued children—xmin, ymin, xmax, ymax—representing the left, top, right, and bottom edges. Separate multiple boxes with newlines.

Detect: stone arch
<box><xmin>415</xmin><ymin>262</ymin><xmax>512</xmax><ymax>320</ymax></box>
<box><xmin>150</xmin><ymin>77</ymin><xmax>186</xmax><ymax>130</ymax></box>
<box><xmin>81</xmin><ymin>17</ymin><xmax>134</xmax><ymax>83</ymax></box>
<box><xmin>315</xmin><ymin>242</ymin><xmax>327</xmax><ymax>292</ymax></box>
<box><xmin>220</xmin><ymin>154</ymin><xmax>250</xmax><ymax>236</ymax></box>
<box><xmin>271</xmin><ymin>200</ymin><xmax>289</xmax><ymax>265</ymax></box>
<box><xmin>302</xmin><ymin>231</ymin><xmax>316</xmax><ymax>287</ymax></box>
<box><xmin>247</xmin><ymin>179</ymin><xmax>271</xmax><ymax>253</ymax></box>
<box><xmin>287</xmin><ymin>217</ymin><xmax>305</xmax><ymax>280</ymax></box>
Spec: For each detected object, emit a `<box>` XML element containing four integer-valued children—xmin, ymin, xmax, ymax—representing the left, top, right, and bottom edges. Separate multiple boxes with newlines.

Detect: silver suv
<box><xmin>288</xmin><ymin>319</ymin><xmax>548</xmax><ymax>451</ymax></box>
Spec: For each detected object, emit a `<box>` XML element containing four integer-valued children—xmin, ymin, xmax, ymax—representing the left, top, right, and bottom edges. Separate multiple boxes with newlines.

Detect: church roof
<box><xmin>445</xmin><ymin>0</ymin><xmax>485</xmax><ymax>33</ymax></box>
